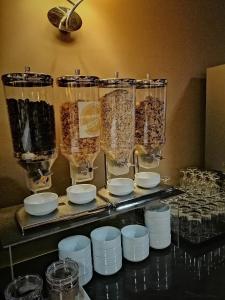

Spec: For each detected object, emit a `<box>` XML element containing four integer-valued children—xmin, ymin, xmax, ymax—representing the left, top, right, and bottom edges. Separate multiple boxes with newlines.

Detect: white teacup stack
<box><xmin>91</xmin><ymin>226</ymin><xmax>122</xmax><ymax>276</ymax></box>
<box><xmin>145</xmin><ymin>203</ymin><xmax>171</xmax><ymax>249</ymax></box>
<box><xmin>58</xmin><ymin>235</ymin><xmax>93</xmax><ymax>286</ymax></box>
<box><xmin>121</xmin><ymin>225</ymin><xmax>149</xmax><ymax>262</ymax></box>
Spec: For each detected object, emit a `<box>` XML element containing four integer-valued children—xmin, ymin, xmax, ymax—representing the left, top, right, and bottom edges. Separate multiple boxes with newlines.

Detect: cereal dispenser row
<box><xmin>1</xmin><ymin>68</ymin><xmax>168</xmax><ymax>192</ymax></box>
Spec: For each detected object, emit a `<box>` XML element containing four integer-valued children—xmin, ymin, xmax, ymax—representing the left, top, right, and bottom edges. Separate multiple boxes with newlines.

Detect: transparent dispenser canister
<box><xmin>1</xmin><ymin>68</ymin><xmax>57</xmax><ymax>192</ymax></box>
<box><xmin>57</xmin><ymin>71</ymin><xmax>100</xmax><ymax>184</ymax></box>
<box><xmin>135</xmin><ymin>78</ymin><xmax>167</xmax><ymax>169</ymax></box>
<box><xmin>99</xmin><ymin>76</ymin><xmax>135</xmax><ymax>177</ymax></box>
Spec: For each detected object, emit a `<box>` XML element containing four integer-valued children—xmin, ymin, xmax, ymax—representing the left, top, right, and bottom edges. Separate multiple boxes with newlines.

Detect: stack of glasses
<box><xmin>179</xmin><ymin>167</ymin><xmax>221</xmax><ymax>196</ymax></box>
<box><xmin>91</xmin><ymin>226</ymin><xmax>122</xmax><ymax>276</ymax></box>
<box><xmin>165</xmin><ymin>192</ymin><xmax>225</xmax><ymax>244</ymax></box>
<box><xmin>144</xmin><ymin>203</ymin><xmax>171</xmax><ymax>249</ymax></box>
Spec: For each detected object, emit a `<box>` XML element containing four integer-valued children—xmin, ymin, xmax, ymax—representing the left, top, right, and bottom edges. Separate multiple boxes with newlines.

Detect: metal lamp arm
<box><xmin>66</xmin><ymin>0</ymin><xmax>84</xmax><ymax>29</ymax></box>
<box><xmin>67</xmin><ymin>0</ymin><xmax>75</xmax><ymax>5</ymax></box>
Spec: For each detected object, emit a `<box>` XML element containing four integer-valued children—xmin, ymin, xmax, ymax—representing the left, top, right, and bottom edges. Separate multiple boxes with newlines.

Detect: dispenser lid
<box><xmin>99</xmin><ymin>78</ymin><xmax>136</xmax><ymax>88</ymax></box>
<box><xmin>2</xmin><ymin>68</ymin><xmax>53</xmax><ymax>87</ymax></box>
<box><xmin>57</xmin><ymin>75</ymin><xmax>99</xmax><ymax>87</ymax></box>
<box><xmin>136</xmin><ymin>79</ymin><xmax>168</xmax><ymax>89</ymax></box>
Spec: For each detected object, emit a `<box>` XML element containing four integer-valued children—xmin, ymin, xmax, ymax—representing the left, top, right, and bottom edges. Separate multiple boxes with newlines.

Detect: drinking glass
<box><xmin>187</xmin><ymin>211</ymin><xmax>202</xmax><ymax>243</ymax></box>
<box><xmin>4</xmin><ymin>275</ymin><xmax>43</xmax><ymax>300</ymax></box>
<box><xmin>46</xmin><ymin>259</ymin><xmax>79</xmax><ymax>300</ymax></box>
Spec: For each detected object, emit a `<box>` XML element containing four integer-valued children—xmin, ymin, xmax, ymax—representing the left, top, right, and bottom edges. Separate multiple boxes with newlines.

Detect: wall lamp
<box><xmin>47</xmin><ymin>0</ymin><xmax>84</xmax><ymax>32</ymax></box>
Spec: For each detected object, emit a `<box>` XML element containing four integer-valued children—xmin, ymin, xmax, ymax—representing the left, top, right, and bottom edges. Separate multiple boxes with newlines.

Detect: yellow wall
<box><xmin>0</xmin><ymin>0</ymin><xmax>225</xmax><ymax>207</ymax></box>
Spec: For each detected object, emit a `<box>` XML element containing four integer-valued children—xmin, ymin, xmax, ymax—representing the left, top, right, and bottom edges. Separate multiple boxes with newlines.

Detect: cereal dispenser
<box><xmin>1</xmin><ymin>67</ymin><xmax>57</xmax><ymax>192</ymax></box>
<box><xmin>99</xmin><ymin>74</ymin><xmax>135</xmax><ymax>178</ymax></box>
<box><xmin>135</xmin><ymin>77</ymin><xmax>167</xmax><ymax>169</ymax></box>
<box><xmin>57</xmin><ymin>71</ymin><xmax>100</xmax><ymax>184</ymax></box>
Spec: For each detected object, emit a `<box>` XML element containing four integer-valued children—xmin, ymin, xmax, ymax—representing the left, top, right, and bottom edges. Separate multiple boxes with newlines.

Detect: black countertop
<box><xmin>1</xmin><ymin>238</ymin><xmax>225</xmax><ymax>300</ymax></box>
<box><xmin>86</xmin><ymin>241</ymin><xmax>225</xmax><ymax>300</ymax></box>
<box><xmin>0</xmin><ymin>187</ymin><xmax>224</xmax><ymax>300</ymax></box>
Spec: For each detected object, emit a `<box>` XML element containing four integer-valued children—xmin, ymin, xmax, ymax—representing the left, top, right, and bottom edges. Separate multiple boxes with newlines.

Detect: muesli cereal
<box><xmin>60</xmin><ymin>101</ymin><xmax>100</xmax><ymax>167</ymax></box>
<box><xmin>100</xmin><ymin>89</ymin><xmax>135</xmax><ymax>167</ymax></box>
<box><xmin>135</xmin><ymin>95</ymin><xmax>165</xmax><ymax>154</ymax></box>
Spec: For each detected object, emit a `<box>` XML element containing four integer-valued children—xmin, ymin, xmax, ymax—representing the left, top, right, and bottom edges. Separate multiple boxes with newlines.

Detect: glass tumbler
<box><xmin>4</xmin><ymin>274</ymin><xmax>43</xmax><ymax>300</ymax></box>
<box><xmin>187</xmin><ymin>212</ymin><xmax>202</xmax><ymax>243</ymax></box>
<box><xmin>46</xmin><ymin>259</ymin><xmax>79</xmax><ymax>300</ymax></box>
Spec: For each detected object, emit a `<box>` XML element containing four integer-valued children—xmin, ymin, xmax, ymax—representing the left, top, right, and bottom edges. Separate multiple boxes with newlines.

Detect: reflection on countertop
<box><xmin>1</xmin><ymin>239</ymin><xmax>225</xmax><ymax>299</ymax></box>
<box><xmin>85</xmin><ymin>240</ymin><xmax>225</xmax><ymax>300</ymax></box>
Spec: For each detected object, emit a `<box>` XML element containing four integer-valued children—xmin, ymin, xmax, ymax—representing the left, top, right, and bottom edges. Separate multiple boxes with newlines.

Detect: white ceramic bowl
<box><xmin>107</xmin><ymin>178</ymin><xmax>134</xmax><ymax>196</ymax></box>
<box><xmin>67</xmin><ymin>184</ymin><xmax>96</xmax><ymax>204</ymax></box>
<box><xmin>135</xmin><ymin>172</ymin><xmax>160</xmax><ymax>188</ymax></box>
<box><xmin>24</xmin><ymin>192</ymin><xmax>58</xmax><ymax>216</ymax></box>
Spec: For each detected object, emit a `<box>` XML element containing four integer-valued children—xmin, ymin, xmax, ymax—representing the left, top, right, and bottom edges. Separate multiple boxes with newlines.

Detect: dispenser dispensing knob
<box><xmin>75</xmin><ymin>69</ymin><xmax>81</xmax><ymax>75</ymax></box>
<box><xmin>155</xmin><ymin>154</ymin><xmax>164</xmax><ymax>160</ymax></box>
<box><xmin>25</xmin><ymin>66</ymin><xmax>31</xmax><ymax>73</ymax></box>
<box><xmin>80</xmin><ymin>165</ymin><xmax>98</xmax><ymax>175</ymax></box>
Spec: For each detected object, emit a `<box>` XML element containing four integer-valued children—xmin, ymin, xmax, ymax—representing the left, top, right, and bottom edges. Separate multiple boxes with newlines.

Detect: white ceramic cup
<box><xmin>58</xmin><ymin>235</ymin><xmax>93</xmax><ymax>285</ymax></box>
<box><xmin>79</xmin><ymin>269</ymin><xmax>93</xmax><ymax>286</ymax></box>
<box><xmin>121</xmin><ymin>225</ymin><xmax>149</xmax><ymax>262</ymax></box>
<box><xmin>93</xmin><ymin>259</ymin><xmax>122</xmax><ymax>276</ymax></box>
<box><xmin>91</xmin><ymin>226</ymin><xmax>121</xmax><ymax>250</ymax></box>
<box><xmin>91</xmin><ymin>226</ymin><xmax>122</xmax><ymax>275</ymax></box>
<box><xmin>150</xmin><ymin>234</ymin><xmax>171</xmax><ymax>249</ymax></box>
<box><xmin>145</xmin><ymin>203</ymin><xmax>170</xmax><ymax>217</ymax></box>
<box><xmin>93</xmin><ymin>253</ymin><xmax>122</xmax><ymax>266</ymax></box>
<box><xmin>92</xmin><ymin>245</ymin><xmax>122</xmax><ymax>259</ymax></box>
<box><xmin>145</xmin><ymin>219</ymin><xmax>171</xmax><ymax>232</ymax></box>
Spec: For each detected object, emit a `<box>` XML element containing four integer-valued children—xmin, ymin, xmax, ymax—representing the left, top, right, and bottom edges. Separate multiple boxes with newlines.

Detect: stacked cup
<box><xmin>91</xmin><ymin>226</ymin><xmax>122</xmax><ymax>275</ymax></box>
<box><xmin>58</xmin><ymin>235</ymin><xmax>93</xmax><ymax>286</ymax></box>
<box><xmin>121</xmin><ymin>225</ymin><xmax>149</xmax><ymax>262</ymax></box>
<box><xmin>145</xmin><ymin>203</ymin><xmax>171</xmax><ymax>249</ymax></box>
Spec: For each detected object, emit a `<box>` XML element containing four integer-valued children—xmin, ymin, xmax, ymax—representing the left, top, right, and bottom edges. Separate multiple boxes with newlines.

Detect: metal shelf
<box><xmin>0</xmin><ymin>185</ymin><xmax>181</xmax><ymax>280</ymax></box>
